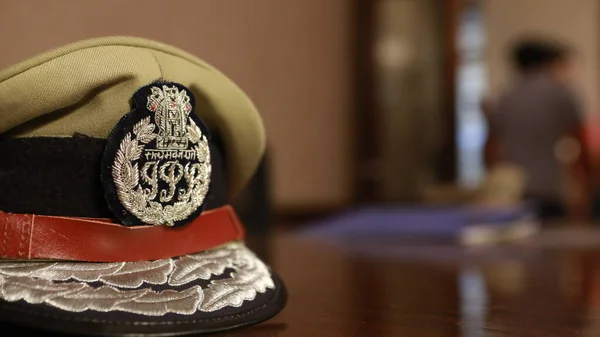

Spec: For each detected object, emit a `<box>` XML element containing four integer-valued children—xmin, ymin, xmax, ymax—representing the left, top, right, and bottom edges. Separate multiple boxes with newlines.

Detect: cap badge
<box><xmin>102</xmin><ymin>82</ymin><xmax>211</xmax><ymax>227</ymax></box>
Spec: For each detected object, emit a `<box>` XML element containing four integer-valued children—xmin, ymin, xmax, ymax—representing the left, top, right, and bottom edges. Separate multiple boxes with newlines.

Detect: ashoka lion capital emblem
<box><xmin>108</xmin><ymin>83</ymin><xmax>211</xmax><ymax>227</ymax></box>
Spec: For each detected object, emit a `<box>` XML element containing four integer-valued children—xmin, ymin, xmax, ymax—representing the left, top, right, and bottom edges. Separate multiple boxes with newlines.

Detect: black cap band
<box><xmin>0</xmin><ymin>134</ymin><xmax>227</xmax><ymax>219</ymax></box>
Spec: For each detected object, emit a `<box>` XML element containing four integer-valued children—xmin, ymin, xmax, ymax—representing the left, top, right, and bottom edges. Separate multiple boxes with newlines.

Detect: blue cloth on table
<box><xmin>296</xmin><ymin>205</ymin><xmax>536</xmax><ymax>239</ymax></box>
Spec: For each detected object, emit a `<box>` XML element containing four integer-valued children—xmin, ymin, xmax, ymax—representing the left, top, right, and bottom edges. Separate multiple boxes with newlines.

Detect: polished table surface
<box><xmin>8</xmin><ymin>226</ymin><xmax>600</xmax><ymax>336</ymax></box>
<box><xmin>220</xmin><ymin>228</ymin><xmax>600</xmax><ymax>337</ymax></box>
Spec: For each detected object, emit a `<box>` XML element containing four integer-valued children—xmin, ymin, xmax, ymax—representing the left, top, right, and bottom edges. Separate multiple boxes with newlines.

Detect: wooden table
<box><xmin>7</xmin><ymin>227</ymin><xmax>600</xmax><ymax>336</ymax></box>
<box><xmin>221</xmin><ymin>229</ymin><xmax>600</xmax><ymax>337</ymax></box>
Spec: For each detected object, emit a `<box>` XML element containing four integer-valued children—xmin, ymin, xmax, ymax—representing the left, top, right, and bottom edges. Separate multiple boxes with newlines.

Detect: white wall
<box><xmin>484</xmin><ymin>0</ymin><xmax>600</xmax><ymax>115</ymax></box>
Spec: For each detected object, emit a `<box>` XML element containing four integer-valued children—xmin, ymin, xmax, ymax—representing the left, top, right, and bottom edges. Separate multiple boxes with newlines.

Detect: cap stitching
<box><xmin>27</xmin><ymin>214</ymin><xmax>35</xmax><ymax>259</ymax></box>
<box><xmin>148</xmin><ymin>50</ymin><xmax>164</xmax><ymax>79</ymax></box>
<box><xmin>17</xmin><ymin>215</ymin><xmax>30</xmax><ymax>258</ymax></box>
<box><xmin>1</xmin><ymin>220</ymin><xmax>7</xmax><ymax>257</ymax></box>
<box><xmin>0</xmin><ymin>42</ymin><xmax>210</xmax><ymax>83</ymax></box>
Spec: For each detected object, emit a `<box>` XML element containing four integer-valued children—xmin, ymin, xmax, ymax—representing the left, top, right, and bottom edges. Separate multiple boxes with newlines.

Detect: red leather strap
<box><xmin>0</xmin><ymin>206</ymin><xmax>244</xmax><ymax>262</ymax></box>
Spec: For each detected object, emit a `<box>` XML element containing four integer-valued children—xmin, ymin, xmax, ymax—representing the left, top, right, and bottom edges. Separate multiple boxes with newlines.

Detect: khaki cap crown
<box><xmin>0</xmin><ymin>36</ymin><xmax>265</xmax><ymax>195</ymax></box>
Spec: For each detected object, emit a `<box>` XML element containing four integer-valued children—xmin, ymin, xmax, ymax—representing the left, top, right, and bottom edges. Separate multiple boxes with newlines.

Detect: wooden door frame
<box><xmin>440</xmin><ymin>0</ymin><xmax>460</xmax><ymax>182</ymax></box>
<box><xmin>351</xmin><ymin>0</ymin><xmax>379</xmax><ymax>203</ymax></box>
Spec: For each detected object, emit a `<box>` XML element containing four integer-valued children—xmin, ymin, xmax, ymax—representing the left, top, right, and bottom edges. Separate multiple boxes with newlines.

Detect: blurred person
<box><xmin>484</xmin><ymin>38</ymin><xmax>590</xmax><ymax>220</ymax></box>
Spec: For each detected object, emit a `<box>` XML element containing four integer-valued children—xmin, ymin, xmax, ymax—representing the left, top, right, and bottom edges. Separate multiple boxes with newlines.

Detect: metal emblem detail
<box><xmin>110</xmin><ymin>83</ymin><xmax>211</xmax><ymax>226</ymax></box>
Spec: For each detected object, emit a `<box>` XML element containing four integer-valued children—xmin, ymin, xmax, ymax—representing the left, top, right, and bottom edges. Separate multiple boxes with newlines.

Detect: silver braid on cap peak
<box><xmin>0</xmin><ymin>242</ymin><xmax>275</xmax><ymax>316</ymax></box>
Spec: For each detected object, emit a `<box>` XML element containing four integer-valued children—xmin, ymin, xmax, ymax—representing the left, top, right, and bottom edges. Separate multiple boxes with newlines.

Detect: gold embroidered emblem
<box><xmin>110</xmin><ymin>84</ymin><xmax>211</xmax><ymax>226</ymax></box>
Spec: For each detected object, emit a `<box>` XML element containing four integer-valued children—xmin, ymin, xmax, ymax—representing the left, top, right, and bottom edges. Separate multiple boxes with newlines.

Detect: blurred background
<box><xmin>7</xmin><ymin>1</ymin><xmax>600</xmax><ymax>336</ymax></box>
<box><xmin>2</xmin><ymin>0</ymin><xmax>600</xmax><ymax>232</ymax></box>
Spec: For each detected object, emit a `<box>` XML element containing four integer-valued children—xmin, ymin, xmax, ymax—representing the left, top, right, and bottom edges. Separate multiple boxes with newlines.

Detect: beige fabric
<box><xmin>0</xmin><ymin>37</ymin><xmax>265</xmax><ymax>196</ymax></box>
<box><xmin>475</xmin><ymin>162</ymin><xmax>527</xmax><ymax>206</ymax></box>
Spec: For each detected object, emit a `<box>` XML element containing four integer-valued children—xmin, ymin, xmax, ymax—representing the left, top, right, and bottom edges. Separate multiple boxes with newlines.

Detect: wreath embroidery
<box><xmin>110</xmin><ymin>85</ymin><xmax>211</xmax><ymax>226</ymax></box>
